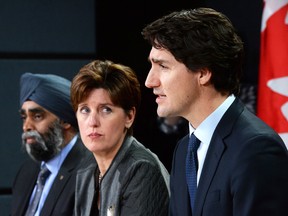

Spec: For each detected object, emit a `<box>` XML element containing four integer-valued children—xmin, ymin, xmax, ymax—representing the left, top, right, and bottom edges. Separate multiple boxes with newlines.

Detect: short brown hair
<box><xmin>71</xmin><ymin>59</ymin><xmax>141</xmax><ymax>136</ymax></box>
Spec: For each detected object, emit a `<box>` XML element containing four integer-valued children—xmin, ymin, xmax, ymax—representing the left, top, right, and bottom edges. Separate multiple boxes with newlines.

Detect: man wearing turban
<box><xmin>10</xmin><ymin>73</ymin><xmax>93</xmax><ymax>216</ymax></box>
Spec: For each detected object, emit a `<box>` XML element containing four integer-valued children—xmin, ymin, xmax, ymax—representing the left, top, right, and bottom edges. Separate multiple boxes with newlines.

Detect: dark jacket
<box><xmin>169</xmin><ymin>98</ymin><xmax>288</xmax><ymax>216</ymax></box>
<box><xmin>11</xmin><ymin>136</ymin><xmax>93</xmax><ymax>216</ymax></box>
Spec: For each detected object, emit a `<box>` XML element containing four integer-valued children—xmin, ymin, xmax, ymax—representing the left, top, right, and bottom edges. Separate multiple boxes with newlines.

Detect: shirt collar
<box><xmin>189</xmin><ymin>94</ymin><xmax>235</xmax><ymax>144</ymax></box>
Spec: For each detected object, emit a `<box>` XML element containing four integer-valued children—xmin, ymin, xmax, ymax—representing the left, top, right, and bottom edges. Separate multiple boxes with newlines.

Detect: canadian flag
<box><xmin>257</xmin><ymin>0</ymin><xmax>288</xmax><ymax>149</ymax></box>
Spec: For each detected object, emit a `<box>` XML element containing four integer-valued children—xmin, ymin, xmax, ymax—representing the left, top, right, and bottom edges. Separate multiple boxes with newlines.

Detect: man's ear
<box><xmin>60</xmin><ymin>120</ymin><xmax>72</xmax><ymax>129</ymax></box>
<box><xmin>199</xmin><ymin>68</ymin><xmax>212</xmax><ymax>85</ymax></box>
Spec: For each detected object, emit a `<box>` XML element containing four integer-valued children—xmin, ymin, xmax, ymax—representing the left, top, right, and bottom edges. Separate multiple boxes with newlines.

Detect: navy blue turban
<box><xmin>20</xmin><ymin>72</ymin><xmax>78</xmax><ymax>130</ymax></box>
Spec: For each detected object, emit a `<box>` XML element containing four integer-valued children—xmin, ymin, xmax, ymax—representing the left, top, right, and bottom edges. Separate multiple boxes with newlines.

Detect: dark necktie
<box><xmin>25</xmin><ymin>166</ymin><xmax>51</xmax><ymax>216</ymax></box>
<box><xmin>186</xmin><ymin>133</ymin><xmax>201</xmax><ymax>211</ymax></box>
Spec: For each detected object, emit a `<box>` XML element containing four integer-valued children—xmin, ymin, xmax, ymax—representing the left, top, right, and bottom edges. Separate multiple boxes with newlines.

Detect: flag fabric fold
<box><xmin>257</xmin><ymin>0</ymin><xmax>288</xmax><ymax>148</ymax></box>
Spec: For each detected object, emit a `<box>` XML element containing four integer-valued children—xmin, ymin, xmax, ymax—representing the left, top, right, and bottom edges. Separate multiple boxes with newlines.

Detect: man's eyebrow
<box><xmin>19</xmin><ymin>107</ymin><xmax>45</xmax><ymax>114</ymax></box>
<box><xmin>151</xmin><ymin>57</ymin><xmax>167</xmax><ymax>64</ymax></box>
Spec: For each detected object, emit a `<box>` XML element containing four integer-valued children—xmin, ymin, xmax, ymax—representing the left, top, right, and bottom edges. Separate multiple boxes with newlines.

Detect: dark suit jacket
<box><xmin>169</xmin><ymin>98</ymin><xmax>288</xmax><ymax>216</ymax></box>
<box><xmin>10</xmin><ymin>136</ymin><xmax>94</xmax><ymax>216</ymax></box>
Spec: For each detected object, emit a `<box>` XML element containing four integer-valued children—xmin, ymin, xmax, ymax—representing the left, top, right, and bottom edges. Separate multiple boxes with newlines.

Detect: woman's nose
<box><xmin>88</xmin><ymin>112</ymin><xmax>100</xmax><ymax>127</ymax></box>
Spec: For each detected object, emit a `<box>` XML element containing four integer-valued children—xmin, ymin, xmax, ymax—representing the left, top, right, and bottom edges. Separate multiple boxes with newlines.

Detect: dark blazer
<box><xmin>169</xmin><ymin>98</ymin><xmax>288</xmax><ymax>216</ymax></box>
<box><xmin>10</xmin><ymin>136</ymin><xmax>94</xmax><ymax>216</ymax></box>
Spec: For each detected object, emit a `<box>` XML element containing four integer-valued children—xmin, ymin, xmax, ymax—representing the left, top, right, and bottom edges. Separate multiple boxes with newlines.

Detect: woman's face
<box><xmin>76</xmin><ymin>88</ymin><xmax>135</xmax><ymax>158</ymax></box>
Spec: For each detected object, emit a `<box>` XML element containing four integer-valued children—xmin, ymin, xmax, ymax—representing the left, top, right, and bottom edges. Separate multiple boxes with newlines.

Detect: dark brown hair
<box><xmin>70</xmin><ymin>59</ymin><xmax>141</xmax><ymax>136</ymax></box>
<box><xmin>142</xmin><ymin>7</ymin><xmax>244</xmax><ymax>96</ymax></box>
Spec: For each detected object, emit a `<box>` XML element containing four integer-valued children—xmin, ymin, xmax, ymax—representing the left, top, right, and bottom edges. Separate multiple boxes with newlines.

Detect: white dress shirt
<box><xmin>189</xmin><ymin>95</ymin><xmax>235</xmax><ymax>184</ymax></box>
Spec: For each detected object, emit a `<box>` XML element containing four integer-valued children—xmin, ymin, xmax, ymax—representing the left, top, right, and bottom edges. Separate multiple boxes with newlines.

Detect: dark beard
<box><xmin>21</xmin><ymin>120</ymin><xmax>64</xmax><ymax>162</ymax></box>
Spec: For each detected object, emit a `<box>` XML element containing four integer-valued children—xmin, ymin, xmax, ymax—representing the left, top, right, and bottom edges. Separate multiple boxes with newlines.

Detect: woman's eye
<box><xmin>102</xmin><ymin>106</ymin><xmax>112</xmax><ymax>114</ymax></box>
<box><xmin>80</xmin><ymin>106</ymin><xmax>90</xmax><ymax>114</ymax></box>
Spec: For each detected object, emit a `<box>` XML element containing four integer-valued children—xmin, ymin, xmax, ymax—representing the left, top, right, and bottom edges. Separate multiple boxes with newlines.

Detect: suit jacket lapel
<box><xmin>40</xmin><ymin>138</ymin><xmax>84</xmax><ymax>215</ymax></box>
<box><xmin>194</xmin><ymin>98</ymin><xmax>244</xmax><ymax>216</ymax></box>
<box><xmin>194</xmin><ymin>134</ymin><xmax>225</xmax><ymax>215</ymax></box>
<box><xmin>77</xmin><ymin>164</ymin><xmax>96</xmax><ymax>215</ymax></box>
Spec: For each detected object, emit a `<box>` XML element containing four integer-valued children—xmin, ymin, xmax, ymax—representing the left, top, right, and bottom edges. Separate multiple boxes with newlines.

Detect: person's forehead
<box><xmin>21</xmin><ymin>101</ymin><xmax>48</xmax><ymax>114</ymax></box>
<box><xmin>149</xmin><ymin>47</ymin><xmax>176</xmax><ymax>62</ymax></box>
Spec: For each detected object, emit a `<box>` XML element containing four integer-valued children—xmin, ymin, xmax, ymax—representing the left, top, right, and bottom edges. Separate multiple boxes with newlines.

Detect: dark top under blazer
<box><xmin>169</xmin><ymin>98</ymin><xmax>288</xmax><ymax>216</ymax></box>
<box><xmin>10</xmin><ymin>137</ymin><xmax>93</xmax><ymax>216</ymax></box>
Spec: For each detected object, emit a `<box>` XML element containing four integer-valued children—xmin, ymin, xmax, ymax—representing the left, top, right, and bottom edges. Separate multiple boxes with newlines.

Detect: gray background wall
<box><xmin>0</xmin><ymin>0</ymin><xmax>262</xmax><ymax>214</ymax></box>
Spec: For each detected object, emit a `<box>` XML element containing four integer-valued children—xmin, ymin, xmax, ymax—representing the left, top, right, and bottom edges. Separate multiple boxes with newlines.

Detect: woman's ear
<box><xmin>125</xmin><ymin>107</ymin><xmax>136</xmax><ymax>129</ymax></box>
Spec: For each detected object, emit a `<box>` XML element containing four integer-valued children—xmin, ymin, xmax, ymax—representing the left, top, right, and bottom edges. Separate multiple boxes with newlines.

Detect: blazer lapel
<box><xmin>194</xmin><ymin>134</ymin><xmax>225</xmax><ymax>215</ymax></box>
<box><xmin>194</xmin><ymin>98</ymin><xmax>244</xmax><ymax>216</ymax></box>
<box><xmin>78</xmin><ymin>166</ymin><xmax>96</xmax><ymax>214</ymax></box>
<box><xmin>40</xmin><ymin>138</ymin><xmax>84</xmax><ymax>215</ymax></box>
<box><xmin>41</xmin><ymin>168</ymin><xmax>72</xmax><ymax>215</ymax></box>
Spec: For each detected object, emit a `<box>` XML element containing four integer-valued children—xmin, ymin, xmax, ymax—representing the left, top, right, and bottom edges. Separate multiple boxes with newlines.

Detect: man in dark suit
<box><xmin>11</xmin><ymin>73</ymin><xmax>93</xmax><ymax>216</ymax></box>
<box><xmin>142</xmin><ymin>7</ymin><xmax>288</xmax><ymax>216</ymax></box>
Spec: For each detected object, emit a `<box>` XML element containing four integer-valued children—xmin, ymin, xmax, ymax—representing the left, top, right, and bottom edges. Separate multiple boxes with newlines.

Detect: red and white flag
<box><xmin>257</xmin><ymin>0</ymin><xmax>288</xmax><ymax>148</ymax></box>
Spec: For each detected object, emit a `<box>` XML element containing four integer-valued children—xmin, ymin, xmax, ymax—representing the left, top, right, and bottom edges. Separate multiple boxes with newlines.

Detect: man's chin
<box><xmin>157</xmin><ymin>109</ymin><xmax>168</xmax><ymax>118</ymax></box>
